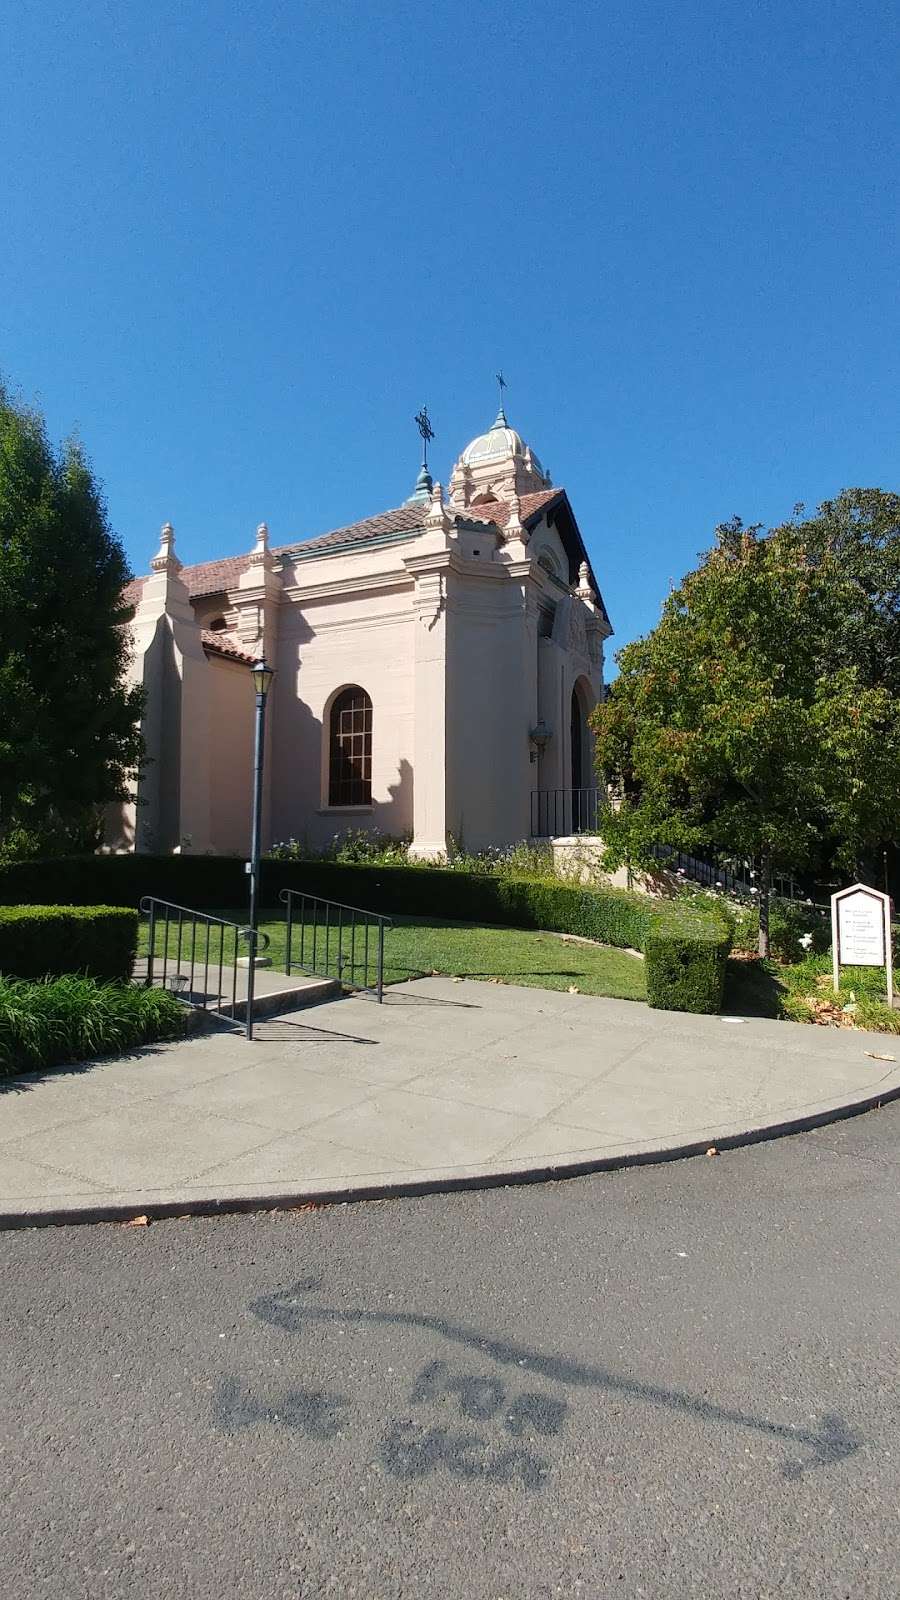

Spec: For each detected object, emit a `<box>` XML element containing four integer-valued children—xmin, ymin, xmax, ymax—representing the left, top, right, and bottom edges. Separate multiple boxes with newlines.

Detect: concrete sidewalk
<box><xmin>1</xmin><ymin>977</ymin><xmax>899</xmax><ymax>1226</ymax></box>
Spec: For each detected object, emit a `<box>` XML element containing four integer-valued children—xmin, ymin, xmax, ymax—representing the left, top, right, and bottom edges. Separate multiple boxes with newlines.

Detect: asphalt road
<box><xmin>1</xmin><ymin>1102</ymin><xmax>899</xmax><ymax>1600</ymax></box>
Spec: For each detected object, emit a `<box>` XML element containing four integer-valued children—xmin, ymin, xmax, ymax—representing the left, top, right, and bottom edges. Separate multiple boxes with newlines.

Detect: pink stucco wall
<box><xmin>116</xmin><ymin>497</ymin><xmax>608</xmax><ymax>860</ymax></box>
<box><xmin>207</xmin><ymin>655</ymin><xmax>255</xmax><ymax>855</ymax></box>
<box><xmin>267</xmin><ymin>588</ymin><xmax>415</xmax><ymax>851</ymax></box>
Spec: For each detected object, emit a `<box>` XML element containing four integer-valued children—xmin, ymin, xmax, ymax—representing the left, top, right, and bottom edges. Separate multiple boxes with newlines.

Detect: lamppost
<box><xmin>247</xmin><ymin>657</ymin><xmax>275</xmax><ymax>1038</ymax></box>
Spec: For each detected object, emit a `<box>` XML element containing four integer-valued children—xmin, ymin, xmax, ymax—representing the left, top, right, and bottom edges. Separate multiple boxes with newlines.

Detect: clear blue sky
<box><xmin>3</xmin><ymin>0</ymin><xmax>898</xmax><ymax>661</ymax></box>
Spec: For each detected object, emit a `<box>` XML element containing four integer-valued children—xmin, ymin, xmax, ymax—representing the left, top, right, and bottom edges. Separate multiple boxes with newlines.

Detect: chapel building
<box><xmin>112</xmin><ymin>406</ymin><xmax>612</xmax><ymax>859</ymax></box>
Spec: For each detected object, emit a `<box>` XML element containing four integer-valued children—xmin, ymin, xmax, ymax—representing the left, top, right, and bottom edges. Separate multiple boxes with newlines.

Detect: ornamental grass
<box><xmin>0</xmin><ymin>975</ymin><xmax>186</xmax><ymax>1074</ymax></box>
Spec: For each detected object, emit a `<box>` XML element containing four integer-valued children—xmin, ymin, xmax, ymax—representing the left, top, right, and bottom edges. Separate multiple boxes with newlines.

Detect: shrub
<box><xmin>268</xmin><ymin>831</ymin><xmax>559</xmax><ymax>879</ymax></box>
<box><xmin>0</xmin><ymin>975</ymin><xmax>186</xmax><ymax>1073</ymax></box>
<box><xmin>0</xmin><ymin>855</ymin><xmax>250</xmax><ymax>909</ymax></box>
<box><xmin>270</xmin><ymin>828</ymin><xmax>413</xmax><ymax>865</ymax></box>
<box><xmin>0</xmin><ymin>905</ymin><xmax>139</xmax><ymax>981</ymax></box>
<box><xmin>643</xmin><ymin>904</ymin><xmax>732</xmax><ymax>1014</ymax></box>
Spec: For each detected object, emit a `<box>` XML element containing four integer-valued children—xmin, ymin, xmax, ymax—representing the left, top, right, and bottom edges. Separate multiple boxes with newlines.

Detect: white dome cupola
<box><xmin>449</xmin><ymin>399</ymin><xmax>550</xmax><ymax>507</ymax></box>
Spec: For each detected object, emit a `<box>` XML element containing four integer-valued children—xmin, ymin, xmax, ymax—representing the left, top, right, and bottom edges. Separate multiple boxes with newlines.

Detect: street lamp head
<box><xmin>251</xmin><ymin>658</ymin><xmax>275</xmax><ymax>699</ymax></box>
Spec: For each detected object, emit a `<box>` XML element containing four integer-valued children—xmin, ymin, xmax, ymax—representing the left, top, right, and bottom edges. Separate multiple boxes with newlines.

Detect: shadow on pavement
<box><xmin>248</xmin><ymin>1018</ymin><xmax>378</xmax><ymax>1045</ymax></box>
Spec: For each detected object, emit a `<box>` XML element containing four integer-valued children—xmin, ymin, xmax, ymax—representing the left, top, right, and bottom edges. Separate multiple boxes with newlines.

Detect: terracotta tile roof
<box><xmin>123</xmin><ymin>488</ymin><xmax>573</xmax><ymax>608</ymax></box>
<box><xmin>454</xmin><ymin>488</ymin><xmax>562</xmax><ymax>529</ymax></box>
<box><xmin>200</xmin><ymin>630</ymin><xmax>258</xmax><ymax>664</ymax></box>
<box><xmin>283</xmin><ymin>502</ymin><xmax>428</xmax><ymax>559</ymax></box>
<box><xmin>183</xmin><ymin>553</ymin><xmax>254</xmax><ymax>598</ymax></box>
<box><xmin>177</xmin><ymin>503</ymin><xmax>427</xmax><ymax>597</ymax></box>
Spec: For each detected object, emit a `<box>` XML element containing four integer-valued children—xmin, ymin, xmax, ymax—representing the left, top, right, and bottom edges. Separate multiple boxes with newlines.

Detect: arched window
<box><xmin>329</xmin><ymin>687</ymin><xmax>372</xmax><ymax>806</ymax></box>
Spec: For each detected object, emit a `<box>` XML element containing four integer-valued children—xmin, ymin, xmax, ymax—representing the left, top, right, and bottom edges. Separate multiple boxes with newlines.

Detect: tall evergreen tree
<box><xmin>0</xmin><ymin>384</ymin><xmax>144</xmax><ymax>856</ymax></box>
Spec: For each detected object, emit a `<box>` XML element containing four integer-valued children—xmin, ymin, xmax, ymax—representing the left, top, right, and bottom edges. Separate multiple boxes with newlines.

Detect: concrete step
<box><xmin>134</xmin><ymin>957</ymin><xmax>342</xmax><ymax>1026</ymax></box>
<box><xmin>232</xmin><ymin>976</ymin><xmax>341</xmax><ymax>1021</ymax></box>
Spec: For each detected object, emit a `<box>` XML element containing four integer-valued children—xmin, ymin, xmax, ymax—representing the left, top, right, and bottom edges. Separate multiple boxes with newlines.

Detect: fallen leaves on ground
<box><xmin>803</xmin><ymin>995</ymin><xmax>858</xmax><ymax>1027</ymax></box>
<box><xmin>123</xmin><ymin>1215</ymin><xmax>149</xmax><ymax>1228</ymax></box>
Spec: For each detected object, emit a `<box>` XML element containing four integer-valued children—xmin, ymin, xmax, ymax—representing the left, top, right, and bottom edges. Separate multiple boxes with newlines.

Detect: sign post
<box><xmin>831</xmin><ymin>883</ymin><xmax>893</xmax><ymax>1006</ymax></box>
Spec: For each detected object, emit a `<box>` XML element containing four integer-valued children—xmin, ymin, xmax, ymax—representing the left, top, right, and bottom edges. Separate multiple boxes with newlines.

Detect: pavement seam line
<box><xmin>488</xmin><ymin>1031</ymin><xmax>656</xmax><ymax>1162</ymax></box>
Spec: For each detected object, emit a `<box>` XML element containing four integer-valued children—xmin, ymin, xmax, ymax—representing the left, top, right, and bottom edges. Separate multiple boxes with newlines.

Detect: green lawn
<box><xmin>140</xmin><ymin>910</ymin><xmax>647</xmax><ymax>1001</ymax></box>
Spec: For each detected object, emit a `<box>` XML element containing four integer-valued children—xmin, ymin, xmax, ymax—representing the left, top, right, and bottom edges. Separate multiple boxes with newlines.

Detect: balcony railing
<box><xmin>530</xmin><ymin>788</ymin><xmax>608</xmax><ymax>839</ymax></box>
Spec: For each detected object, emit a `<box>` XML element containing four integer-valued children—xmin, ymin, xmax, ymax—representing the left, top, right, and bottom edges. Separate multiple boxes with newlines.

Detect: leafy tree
<box><xmin>774</xmin><ymin>489</ymin><xmax>900</xmax><ymax>697</ymax></box>
<box><xmin>0</xmin><ymin>385</ymin><xmax>144</xmax><ymax>857</ymax></box>
<box><xmin>591</xmin><ymin>502</ymin><xmax>900</xmax><ymax>956</ymax></box>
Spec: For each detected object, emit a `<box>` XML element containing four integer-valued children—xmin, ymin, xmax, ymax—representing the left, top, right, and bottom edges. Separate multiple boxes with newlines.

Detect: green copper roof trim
<box><xmin>406</xmin><ymin>459</ymin><xmax>434</xmax><ymax>504</ymax></box>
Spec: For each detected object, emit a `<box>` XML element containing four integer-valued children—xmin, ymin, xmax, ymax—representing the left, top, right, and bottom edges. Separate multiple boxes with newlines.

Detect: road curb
<box><xmin>3</xmin><ymin>1076</ymin><xmax>899</xmax><ymax>1231</ymax></box>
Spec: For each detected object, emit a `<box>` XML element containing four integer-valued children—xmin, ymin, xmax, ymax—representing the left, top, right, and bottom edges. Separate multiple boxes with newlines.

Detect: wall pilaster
<box><xmin>403</xmin><ymin>492</ymin><xmax>454</xmax><ymax>859</ymax></box>
<box><xmin>108</xmin><ymin>523</ymin><xmax>211</xmax><ymax>854</ymax></box>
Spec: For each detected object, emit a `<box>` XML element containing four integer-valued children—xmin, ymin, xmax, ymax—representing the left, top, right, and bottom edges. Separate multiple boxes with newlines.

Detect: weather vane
<box><xmin>414</xmin><ymin>406</ymin><xmax>434</xmax><ymax>466</ymax></box>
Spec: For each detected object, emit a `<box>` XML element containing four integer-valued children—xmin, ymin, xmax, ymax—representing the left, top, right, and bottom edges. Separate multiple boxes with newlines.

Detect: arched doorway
<box><xmin>570</xmin><ymin>686</ymin><xmax>583</xmax><ymax>791</ymax></box>
<box><xmin>570</xmin><ymin>679</ymin><xmax>594</xmax><ymax>831</ymax></box>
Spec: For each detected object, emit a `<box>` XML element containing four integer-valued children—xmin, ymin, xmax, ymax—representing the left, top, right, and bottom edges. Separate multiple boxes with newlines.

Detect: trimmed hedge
<box><xmin>0</xmin><ymin>975</ymin><xmax>186</xmax><ymax>1073</ymax></box>
<box><xmin>0</xmin><ymin>905</ymin><xmax>139</xmax><ymax>982</ymax></box>
<box><xmin>0</xmin><ymin>854</ymin><xmax>249</xmax><ymax>910</ymax></box>
<box><xmin>643</xmin><ymin>904</ymin><xmax>732</xmax><ymax>1015</ymax></box>
<box><xmin>0</xmin><ymin>856</ymin><xmax>732</xmax><ymax>1013</ymax></box>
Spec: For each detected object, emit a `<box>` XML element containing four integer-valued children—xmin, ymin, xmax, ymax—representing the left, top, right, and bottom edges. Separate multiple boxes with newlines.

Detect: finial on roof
<box><xmin>493</xmin><ymin>371</ymin><xmax>508</xmax><ymax>428</ymax></box>
<box><xmin>248</xmin><ymin>519</ymin><xmax>273</xmax><ymax>569</ymax></box>
<box><xmin>425</xmin><ymin>481</ymin><xmax>449</xmax><ymax>532</ymax></box>
<box><xmin>577</xmin><ymin>560</ymin><xmax>594</xmax><ymax>600</ymax></box>
<box><xmin>151</xmin><ymin>520</ymin><xmax>181</xmax><ymax>574</ymax></box>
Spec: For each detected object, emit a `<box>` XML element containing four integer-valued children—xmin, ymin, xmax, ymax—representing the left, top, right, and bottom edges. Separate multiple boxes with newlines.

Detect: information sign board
<box><xmin>831</xmin><ymin>883</ymin><xmax>893</xmax><ymax>1005</ymax></box>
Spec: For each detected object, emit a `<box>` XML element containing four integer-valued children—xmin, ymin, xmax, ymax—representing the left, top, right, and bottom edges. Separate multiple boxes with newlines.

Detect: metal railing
<box><xmin>647</xmin><ymin>846</ymin><xmax>816</xmax><ymax>905</ymax></box>
<box><xmin>648</xmin><ymin>845</ymin><xmax>754</xmax><ymax>898</ymax></box>
<box><xmin>139</xmin><ymin>897</ymin><xmax>268</xmax><ymax>1035</ymax></box>
<box><xmin>530</xmin><ymin>788</ymin><xmax>608</xmax><ymax>839</ymax></box>
<box><xmin>280</xmin><ymin>888</ymin><xmax>391</xmax><ymax>1002</ymax></box>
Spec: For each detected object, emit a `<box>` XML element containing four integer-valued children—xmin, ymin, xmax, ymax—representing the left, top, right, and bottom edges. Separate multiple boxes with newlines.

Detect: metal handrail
<box><xmin>279</xmin><ymin>888</ymin><xmax>391</xmax><ymax>1002</ymax></box>
<box><xmin>139</xmin><ymin>897</ymin><xmax>269</xmax><ymax>1034</ymax></box>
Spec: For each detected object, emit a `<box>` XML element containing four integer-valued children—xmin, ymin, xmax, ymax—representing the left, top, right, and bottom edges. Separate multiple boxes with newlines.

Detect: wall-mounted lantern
<box><xmin>529</xmin><ymin>721</ymin><xmax>552</xmax><ymax>765</ymax></box>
